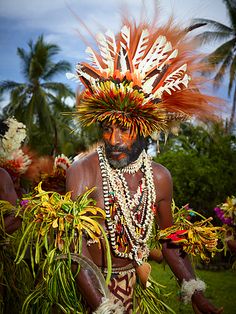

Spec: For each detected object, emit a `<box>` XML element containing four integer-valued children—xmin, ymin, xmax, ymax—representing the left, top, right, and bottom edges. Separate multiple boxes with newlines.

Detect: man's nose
<box><xmin>110</xmin><ymin>129</ymin><xmax>121</xmax><ymax>146</ymax></box>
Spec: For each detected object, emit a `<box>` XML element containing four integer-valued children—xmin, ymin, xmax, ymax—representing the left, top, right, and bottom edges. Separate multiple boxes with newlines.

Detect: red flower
<box><xmin>166</xmin><ymin>230</ymin><xmax>187</xmax><ymax>242</ymax></box>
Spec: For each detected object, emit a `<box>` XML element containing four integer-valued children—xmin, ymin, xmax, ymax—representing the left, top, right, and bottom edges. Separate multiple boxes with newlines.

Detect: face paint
<box><xmin>102</xmin><ymin>122</ymin><xmax>146</xmax><ymax>169</ymax></box>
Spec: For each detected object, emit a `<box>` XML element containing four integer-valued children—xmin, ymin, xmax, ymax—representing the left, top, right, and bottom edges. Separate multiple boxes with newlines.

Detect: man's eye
<box><xmin>103</xmin><ymin>127</ymin><xmax>111</xmax><ymax>133</ymax></box>
<box><xmin>102</xmin><ymin>125</ymin><xmax>109</xmax><ymax>130</ymax></box>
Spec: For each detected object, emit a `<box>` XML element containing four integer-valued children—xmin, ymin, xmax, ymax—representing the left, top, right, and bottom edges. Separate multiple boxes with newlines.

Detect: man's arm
<box><xmin>153</xmin><ymin>163</ymin><xmax>223</xmax><ymax>314</ymax></box>
<box><xmin>66</xmin><ymin>159</ymin><xmax>108</xmax><ymax>312</ymax></box>
<box><xmin>0</xmin><ymin>168</ymin><xmax>22</xmax><ymax>234</ymax></box>
<box><xmin>72</xmin><ymin>237</ymin><xmax>104</xmax><ymax>312</ymax></box>
<box><xmin>0</xmin><ymin>168</ymin><xmax>18</xmax><ymax>205</ymax></box>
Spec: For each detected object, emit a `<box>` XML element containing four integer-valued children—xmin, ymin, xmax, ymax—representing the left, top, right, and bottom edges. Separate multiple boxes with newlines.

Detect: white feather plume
<box><xmin>120</xmin><ymin>25</ymin><xmax>130</xmax><ymax>49</ymax></box>
<box><xmin>132</xmin><ymin>29</ymin><xmax>149</xmax><ymax>67</ymax></box>
<box><xmin>96</xmin><ymin>32</ymin><xmax>114</xmax><ymax>70</ymax></box>
<box><xmin>85</xmin><ymin>47</ymin><xmax>103</xmax><ymax>72</ymax></box>
<box><xmin>154</xmin><ymin>64</ymin><xmax>190</xmax><ymax>96</ymax></box>
<box><xmin>138</xmin><ymin>35</ymin><xmax>167</xmax><ymax>75</ymax></box>
<box><xmin>158</xmin><ymin>49</ymin><xmax>178</xmax><ymax>71</ymax></box>
<box><xmin>154</xmin><ymin>41</ymin><xmax>173</xmax><ymax>71</ymax></box>
<box><xmin>118</xmin><ymin>46</ymin><xmax>128</xmax><ymax>74</ymax></box>
<box><xmin>142</xmin><ymin>75</ymin><xmax>158</xmax><ymax>94</ymax></box>
<box><xmin>76</xmin><ymin>64</ymin><xmax>96</xmax><ymax>85</ymax></box>
<box><xmin>105</xmin><ymin>29</ymin><xmax>117</xmax><ymax>57</ymax></box>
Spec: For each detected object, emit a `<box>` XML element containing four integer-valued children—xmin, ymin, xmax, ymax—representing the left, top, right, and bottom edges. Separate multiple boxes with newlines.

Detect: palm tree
<box><xmin>0</xmin><ymin>35</ymin><xmax>75</xmax><ymax>154</ymax></box>
<box><xmin>191</xmin><ymin>0</ymin><xmax>236</xmax><ymax>132</ymax></box>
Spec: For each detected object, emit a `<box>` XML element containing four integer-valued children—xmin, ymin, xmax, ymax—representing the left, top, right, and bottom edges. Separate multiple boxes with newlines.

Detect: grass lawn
<box><xmin>150</xmin><ymin>261</ymin><xmax>236</xmax><ymax>314</ymax></box>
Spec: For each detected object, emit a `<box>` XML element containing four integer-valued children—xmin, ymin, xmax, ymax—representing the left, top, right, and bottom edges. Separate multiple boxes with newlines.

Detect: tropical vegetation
<box><xmin>192</xmin><ymin>0</ymin><xmax>236</xmax><ymax>132</ymax></box>
<box><xmin>0</xmin><ymin>35</ymin><xmax>76</xmax><ymax>155</ymax></box>
<box><xmin>155</xmin><ymin>121</ymin><xmax>236</xmax><ymax>217</ymax></box>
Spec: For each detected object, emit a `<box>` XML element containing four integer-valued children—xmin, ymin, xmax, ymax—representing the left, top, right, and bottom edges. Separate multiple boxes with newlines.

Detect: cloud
<box><xmin>0</xmin><ymin>0</ymin><xmax>73</xmax><ymax>18</ymax></box>
<box><xmin>0</xmin><ymin>0</ymin><xmax>228</xmax><ymax>38</ymax></box>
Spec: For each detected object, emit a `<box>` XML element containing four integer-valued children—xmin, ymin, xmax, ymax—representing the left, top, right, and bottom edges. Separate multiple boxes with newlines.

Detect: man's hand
<box><xmin>192</xmin><ymin>291</ymin><xmax>223</xmax><ymax>314</ymax></box>
<box><xmin>227</xmin><ymin>239</ymin><xmax>236</xmax><ymax>254</ymax></box>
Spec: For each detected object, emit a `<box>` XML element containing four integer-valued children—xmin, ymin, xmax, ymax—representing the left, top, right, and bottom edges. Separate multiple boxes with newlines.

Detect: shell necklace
<box><xmin>97</xmin><ymin>145</ymin><xmax>156</xmax><ymax>265</ymax></box>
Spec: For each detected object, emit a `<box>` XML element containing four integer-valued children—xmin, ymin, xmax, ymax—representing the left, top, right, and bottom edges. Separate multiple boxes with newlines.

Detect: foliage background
<box><xmin>154</xmin><ymin>122</ymin><xmax>236</xmax><ymax>217</ymax></box>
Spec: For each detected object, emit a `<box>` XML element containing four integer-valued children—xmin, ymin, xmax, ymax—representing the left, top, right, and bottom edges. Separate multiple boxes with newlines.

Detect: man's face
<box><xmin>102</xmin><ymin>121</ymin><xmax>145</xmax><ymax>169</ymax></box>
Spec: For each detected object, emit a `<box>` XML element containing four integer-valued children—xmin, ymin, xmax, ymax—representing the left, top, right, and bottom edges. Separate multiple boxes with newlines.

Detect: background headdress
<box><xmin>68</xmin><ymin>12</ymin><xmax>220</xmax><ymax>138</ymax></box>
<box><xmin>0</xmin><ymin>117</ymin><xmax>31</xmax><ymax>178</ymax></box>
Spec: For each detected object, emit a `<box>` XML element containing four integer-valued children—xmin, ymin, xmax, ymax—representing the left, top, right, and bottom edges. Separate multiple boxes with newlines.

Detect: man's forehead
<box><xmin>101</xmin><ymin>120</ymin><xmax>122</xmax><ymax>128</ymax></box>
<box><xmin>100</xmin><ymin>120</ymin><xmax>141</xmax><ymax>138</ymax></box>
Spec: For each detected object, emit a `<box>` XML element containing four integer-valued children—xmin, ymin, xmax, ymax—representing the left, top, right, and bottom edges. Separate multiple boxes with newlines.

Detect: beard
<box><xmin>104</xmin><ymin>136</ymin><xmax>147</xmax><ymax>169</ymax></box>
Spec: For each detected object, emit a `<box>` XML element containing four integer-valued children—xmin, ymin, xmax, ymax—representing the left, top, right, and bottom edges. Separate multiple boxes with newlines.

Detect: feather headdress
<box><xmin>68</xmin><ymin>15</ymin><xmax>219</xmax><ymax>137</ymax></box>
<box><xmin>0</xmin><ymin>117</ymin><xmax>31</xmax><ymax>177</ymax></box>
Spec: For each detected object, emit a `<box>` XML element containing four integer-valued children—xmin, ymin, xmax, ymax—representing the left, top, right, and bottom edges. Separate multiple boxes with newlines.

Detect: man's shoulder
<box><xmin>69</xmin><ymin>150</ymin><xmax>99</xmax><ymax>171</ymax></box>
<box><xmin>0</xmin><ymin>167</ymin><xmax>12</xmax><ymax>181</ymax></box>
<box><xmin>151</xmin><ymin>160</ymin><xmax>172</xmax><ymax>182</ymax></box>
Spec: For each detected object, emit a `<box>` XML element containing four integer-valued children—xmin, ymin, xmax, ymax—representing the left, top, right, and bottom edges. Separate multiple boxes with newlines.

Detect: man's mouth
<box><xmin>110</xmin><ymin>150</ymin><xmax>123</xmax><ymax>155</ymax></box>
<box><xmin>108</xmin><ymin>150</ymin><xmax>128</xmax><ymax>162</ymax></box>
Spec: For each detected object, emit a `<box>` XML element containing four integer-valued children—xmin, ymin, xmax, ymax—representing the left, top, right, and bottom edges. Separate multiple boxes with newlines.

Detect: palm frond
<box><xmin>43</xmin><ymin>61</ymin><xmax>72</xmax><ymax>81</ymax></box>
<box><xmin>195</xmin><ymin>30</ymin><xmax>233</xmax><ymax>45</ymax></box>
<box><xmin>44</xmin><ymin>44</ymin><xmax>61</xmax><ymax>58</ymax></box>
<box><xmin>32</xmin><ymin>90</ymin><xmax>54</xmax><ymax>133</ymax></box>
<box><xmin>2</xmin><ymin>85</ymin><xmax>30</xmax><ymax>119</ymax></box>
<box><xmin>193</xmin><ymin>18</ymin><xmax>233</xmax><ymax>33</ymax></box>
<box><xmin>17</xmin><ymin>47</ymin><xmax>31</xmax><ymax>80</ymax></box>
<box><xmin>9</xmin><ymin>88</ymin><xmax>29</xmax><ymax>110</ymax></box>
<box><xmin>186</xmin><ymin>22</ymin><xmax>207</xmax><ymax>32</ymax></box>
<box><xmin>41</xmin><ymin>82</ymin><xmax>74</xmax><ymax>96</ymax></box>
<box><xmin>229</xmin><ymin>55</ymin><xmax>236</xmax><ymax>95</ymax></box>
<box><xmin>48</xmin><ymin>95</ymin><xmax>75</xmax><ymax>112</ymax></box>
<box><xmin>213</xmin><ymin>51</ymin><xmax>233</xmax><ymax>89</ymax></box>
<box><xmin>204</xmin><ymin>38</ymin><xmax>236</xmax><ymax>67</ymax></box>
<box><xmin>0</xmin><ymin>81</ymin><xmax>26</xmax><ymax>92</ymax></box>
<box><xmin>28</xmin><ymin>58</ymin><xmax>44</xmax><ymax>81</ymax></box>
<box><xmin>35</xmin><ymin>34</ymin><xmax>61</xmax><ymax>57</ymax></box>
<box><xmin>223</xmin><ymin>0</ymin><xmax>236</xmax><ymax>30</ymax></box>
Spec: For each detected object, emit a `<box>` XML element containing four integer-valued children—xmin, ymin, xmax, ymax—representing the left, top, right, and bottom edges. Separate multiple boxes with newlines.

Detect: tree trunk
<box><xmin>228</xmin><ymin>83</ymin><xmax>236</xmax><ymax>132</ymax></box>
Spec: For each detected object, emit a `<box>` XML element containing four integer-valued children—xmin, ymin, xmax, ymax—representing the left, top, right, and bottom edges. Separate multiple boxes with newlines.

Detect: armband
<box><xmin>93</xmin><ymin>297</ymin><xmax>124</xmax><ymax>314</ymax></box>
<box><xmin>181</xmin><ymin>278</ymin><xmax>206</xmax><ymax>304</ymax></box>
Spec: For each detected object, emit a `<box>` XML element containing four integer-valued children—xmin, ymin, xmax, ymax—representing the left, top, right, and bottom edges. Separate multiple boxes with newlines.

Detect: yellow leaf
<box><xmin>42</xmin><ymin>201</ymin><xmax>50</xmax><ymax>208</ymax></box>
<box><xmin>76</xmin><ymin>222</ymin><xmax>82</xmax><ymax>232</ymax></box>
<box><xmin>35</xmin><ymin>182</ymin><xmax>49</xmax><ymax>201</ymax></box>
<box><xmin>64</xmin><ymin>191</ymin><xmax>72</xmax><ymax>201</ymax></box>
<box><xmin>188</xmin><ymin>229</ymin><xmax>194</xmax><ymax>241</ymax></box>
<box><xmin>52</xmin><ymin>218</ymin><xmax>58</xmax><ymax>228</ymax></box>
<box><xmin>79</xmin><ymin>216</ymin><xmax>101</xmax><ymax>234</ymax></box>
<box><xmin>80</xmin><ymin>224</ymin><xmax>101</xmax><ymax>245</ymax></box>
<box><xmin>79</xmin><ymin>206</ymin><xmax>106</xmax><ymax>218</ymax></box>
<box><xmin>65</xmin><ymin>214</ymin><xmax>74</xmax><ymax>223</ymax></box>
<box><xmin>59</xmin><ymin>217</ymin><xmax>64</xmax><ymax>231</ymax></box>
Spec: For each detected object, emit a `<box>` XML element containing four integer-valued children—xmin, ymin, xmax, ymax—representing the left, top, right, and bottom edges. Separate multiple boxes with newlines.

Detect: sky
<box><xmin>0</xmin><ymin>0</ymin><xmax>232</xmax><ymax>118</ymax></box>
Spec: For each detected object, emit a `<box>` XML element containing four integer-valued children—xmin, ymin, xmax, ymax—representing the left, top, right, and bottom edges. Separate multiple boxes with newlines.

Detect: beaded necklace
<box><xmin>97</xmin><ymin>145</ymin><xmax>156</xmax><ymax>265</ymax></box>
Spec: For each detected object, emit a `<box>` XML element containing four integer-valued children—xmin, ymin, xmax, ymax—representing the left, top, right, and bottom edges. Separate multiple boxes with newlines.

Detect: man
<box><xmin>66</xmin><ymin>16</ymin><xmax>223</xmax><ymax>313</ymax></box>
